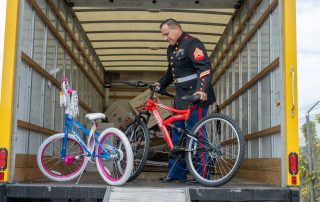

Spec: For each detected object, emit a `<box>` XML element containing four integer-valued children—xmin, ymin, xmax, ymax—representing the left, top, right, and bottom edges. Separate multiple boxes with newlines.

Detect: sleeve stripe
<box><xmin>200</xmin><ymin>70</ymin><xmax>210</xmax><ymax>78</ymax></box>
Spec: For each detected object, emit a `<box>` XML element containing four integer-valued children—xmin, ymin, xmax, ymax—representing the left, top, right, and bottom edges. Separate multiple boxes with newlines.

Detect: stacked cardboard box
<box><xmin>105</xmin><ymin>102</ymin><xmax>133</xmax><ymax>131</ymax></box>
<box><xmin>129</xmin><ymin>89</ymin><xmax>171</xmax><ymax>128</ymax></box>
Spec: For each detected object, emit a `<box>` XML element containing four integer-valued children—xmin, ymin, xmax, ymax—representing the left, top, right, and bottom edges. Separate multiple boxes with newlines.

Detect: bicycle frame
<box><xmin>144</xmin><ymin>97</ymin><xmax>192</xmax><ymax>150</ymax></box>
<box><xmin>61</xmin><ymin>114</ymin><xmax>112</xmax><ymax>161</ymax></box>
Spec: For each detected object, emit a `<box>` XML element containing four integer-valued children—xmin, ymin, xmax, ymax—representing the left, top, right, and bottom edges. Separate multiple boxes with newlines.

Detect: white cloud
<box><xmin>296</xmin><ymin>0</ymin><xmax>320</xmax><ymax>146</ymax></box>
<box><xmin>297</xmin><ymin>0</ymin><xmax>320</xmax><ymax>109</ymax></box>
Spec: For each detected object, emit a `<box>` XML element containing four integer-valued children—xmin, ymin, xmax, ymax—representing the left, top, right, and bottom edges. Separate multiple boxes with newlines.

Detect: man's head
<box><xmin>160</xmin><ymin>19</ymin><xmax>183</xmax><ymax>46</ymax></box>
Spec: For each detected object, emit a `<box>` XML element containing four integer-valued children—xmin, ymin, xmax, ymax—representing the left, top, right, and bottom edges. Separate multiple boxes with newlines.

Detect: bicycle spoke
<box><xmin>187</xmin><ymin>114</ymin><xmax>244</xmax><ymax>186</ymax></box>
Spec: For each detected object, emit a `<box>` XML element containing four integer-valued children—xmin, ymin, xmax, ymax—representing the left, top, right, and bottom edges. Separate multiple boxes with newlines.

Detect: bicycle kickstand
<box><xmin>76</xmin><ymin>159</ymin><xmax>89</xmax><ymax>184</ymax></box>
<box><xmin>166</xmin><ymin>155</ymin><xmax>184</xmax><ymax>179</ymax></box>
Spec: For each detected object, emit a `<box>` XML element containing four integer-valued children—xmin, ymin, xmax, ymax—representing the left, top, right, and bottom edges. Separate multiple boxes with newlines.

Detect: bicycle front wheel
<box><xmin>123</xmin><ymin>120</ymin><xmax>150</xmax><ymax>181</ymax></box>
<box><xmin>96</xmin><ymin>128</ymin><xmax>133</xmax><ymax>185</ymax></box>
<box><xmin>37</xmin><ymin>133</ymin><xmax>87</xmax><ymax>182</ymax></box>
<box><xmin>186</xmin><ymin>113</ymin><xmax>245</xmax><ymax>187</ymax></box>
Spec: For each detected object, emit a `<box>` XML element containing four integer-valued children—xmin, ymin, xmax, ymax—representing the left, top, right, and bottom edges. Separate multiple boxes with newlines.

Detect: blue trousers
<box><xmin>167</xmin><ymin>106</ymin><xmax>208</xmax><ymax>180</ymax></box>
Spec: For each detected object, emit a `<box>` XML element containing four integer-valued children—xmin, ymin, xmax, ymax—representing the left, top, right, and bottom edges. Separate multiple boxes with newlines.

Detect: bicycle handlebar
<box><xmin>122</xmin><ymin>80</ymin><xmax>174</xmax><ymax>98</ymax></box>
<box><xmin>62</xmin><ymin>78</ymin><xmax>74</xmax><ymax>95</ymax></box>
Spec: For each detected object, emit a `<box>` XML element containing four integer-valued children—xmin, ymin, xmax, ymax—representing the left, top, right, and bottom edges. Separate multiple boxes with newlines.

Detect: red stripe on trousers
<box><xmin>198</xmin><ymin>108</ymin><xmax>206</xmax><ymax>178</ymax></box>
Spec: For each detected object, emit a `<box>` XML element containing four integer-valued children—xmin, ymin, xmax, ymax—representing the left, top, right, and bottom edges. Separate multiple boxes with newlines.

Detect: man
<box><xmin>155</xmin><ymin>19</ymin><xmax>216</xmax><ymax>182</ymax></box>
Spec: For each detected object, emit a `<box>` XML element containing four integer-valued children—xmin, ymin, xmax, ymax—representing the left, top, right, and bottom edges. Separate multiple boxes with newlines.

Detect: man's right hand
<box><xmin>153</xmin><ymin>82</ymin><xmax>161</xmax><ymax>92</ymax></box>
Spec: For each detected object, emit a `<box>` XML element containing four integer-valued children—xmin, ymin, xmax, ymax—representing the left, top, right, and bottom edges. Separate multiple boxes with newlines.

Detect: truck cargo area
<box><xmin>0</xmin><ymin>0</ymin><xmax>300</xmax><ymax>201</ymax></box>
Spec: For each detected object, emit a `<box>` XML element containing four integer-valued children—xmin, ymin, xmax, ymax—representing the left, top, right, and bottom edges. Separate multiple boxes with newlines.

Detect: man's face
<box><xmin>160</xmin><ymin>24</ymin><xmax>179</xmax><ymax>46</ymax></box>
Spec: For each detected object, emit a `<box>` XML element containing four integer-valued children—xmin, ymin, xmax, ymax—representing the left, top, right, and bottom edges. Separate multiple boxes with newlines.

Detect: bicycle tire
<box><xmin>123</xmin><ymin>120</ymin><xmax>150</xmax><ymax>182</ymax></box>
<box><xmin>96</xmin><ymin>128</ymin><xmax>133</xmax><ymax>185</ymax></box>
<box><xmin>186</xmin><ymin>113</ymin><xmax>245</xmax><ymax>187</ymax></box>
<box><xmin>37</xmin><ymin>133</ymin><xmax>88</xmax><ymax>182</ymax></box>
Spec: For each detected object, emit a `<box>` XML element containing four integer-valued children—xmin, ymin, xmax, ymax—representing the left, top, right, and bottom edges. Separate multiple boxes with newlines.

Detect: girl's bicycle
<box><xmin>123</xmin><ymin>81</ymin><xmax>244</xmax><ymax>187</ymax></box>
<box><xmin>37</xmin><ymin>78</ymin><xmax>133</xmax><ymax>185</ymax></box>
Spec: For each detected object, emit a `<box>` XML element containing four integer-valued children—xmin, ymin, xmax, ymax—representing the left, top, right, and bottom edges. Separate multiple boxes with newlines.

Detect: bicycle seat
<box><xmin>181</xmin><ymin>94</ymin><xmax>201</xmax><ymax>103</ymax></box>
<box><xmin>85</xmin><ymin>113</ymin><xmax>105</xmax><ymax>121</ymax></box>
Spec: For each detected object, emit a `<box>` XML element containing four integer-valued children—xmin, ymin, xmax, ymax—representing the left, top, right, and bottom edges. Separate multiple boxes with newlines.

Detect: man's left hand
<box><xmin>194</xmin><ymin>91</ymin><xmax>207</xmax><ymax>101</ymax></box>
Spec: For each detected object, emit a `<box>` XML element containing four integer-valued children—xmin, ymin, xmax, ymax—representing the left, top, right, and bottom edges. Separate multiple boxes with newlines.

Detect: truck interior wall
<box><xmin>10</xmin><ymin>0</ymin><xmax>105</xmax><ymax>181</ymax></box>
<box><xmin>8</xmin><ymin>0</ymin><xmax>287</xmax><ymax>187</ymax></box>
<box><xmin>108</xmin><ymin>71</ymin><xmax>173</xmax><ymax>112</ymax></box>
<box><xmin>211</xmin><ymin>0</ymin><xmax>282</xmax><ymax>185</ymax></box>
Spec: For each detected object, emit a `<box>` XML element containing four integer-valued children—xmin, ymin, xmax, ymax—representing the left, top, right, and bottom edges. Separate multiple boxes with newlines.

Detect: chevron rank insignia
<box><xmin>193</xmin><ymin>47</ymin><xmax>204</xmax><ymax>61</ymax></box>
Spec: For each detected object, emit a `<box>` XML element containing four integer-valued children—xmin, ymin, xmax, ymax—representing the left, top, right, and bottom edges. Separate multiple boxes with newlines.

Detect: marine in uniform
<box><xmin>155</xmin><ymin>19</ymin><xmax>216</xmax><ymax>182</ymax></box>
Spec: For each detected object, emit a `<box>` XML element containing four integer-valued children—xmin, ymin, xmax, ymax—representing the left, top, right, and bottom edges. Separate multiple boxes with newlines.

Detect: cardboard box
<box><xmin>129</xmin><ymin>89</ymin><xmax>171</xmax><ymax>128</ymax></box>
<box><xmin>105</xmin><ymin>102</ymin><xmax>133</xmax><ymax>131</ymax></box>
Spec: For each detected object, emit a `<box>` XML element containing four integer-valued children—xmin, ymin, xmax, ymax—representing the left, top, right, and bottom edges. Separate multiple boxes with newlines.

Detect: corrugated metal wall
<box><xmin>10</xmin><ymin>0</ymin><xmax>105</xmax><ymax>180</ymax></box>
<box><xmin>211</xmin><ymin>0</ymin><xmax>281</xmax><ymax>160</ymax></box>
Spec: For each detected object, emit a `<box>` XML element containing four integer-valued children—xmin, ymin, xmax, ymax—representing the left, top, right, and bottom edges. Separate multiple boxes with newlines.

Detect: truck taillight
<box><xmin>289</xmin><ymin>152</ymin><xmax>298</xmax><ymax>175</ymax></box>
<box><xmin>0</xmin><ymin>148</ymin><xmax>8</xmax><ymax>171</ymax></box>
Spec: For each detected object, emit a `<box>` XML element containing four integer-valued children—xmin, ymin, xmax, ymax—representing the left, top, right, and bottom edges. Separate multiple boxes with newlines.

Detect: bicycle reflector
<box><xmin>289</xmin><ymin>152</ymin><xmax>298</xmax><ymax>175</ymax></box>
<box><xmin>0</xmin><ymin>148</ymin><xmax>8</xmax><ymax>171</ymax></box>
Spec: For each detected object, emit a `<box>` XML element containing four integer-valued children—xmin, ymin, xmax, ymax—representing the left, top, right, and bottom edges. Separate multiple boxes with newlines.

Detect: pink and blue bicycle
<box><xmin>37</xmin><ymin>78</ymin><xmax>133</xmax><ymax>185</ymax></box>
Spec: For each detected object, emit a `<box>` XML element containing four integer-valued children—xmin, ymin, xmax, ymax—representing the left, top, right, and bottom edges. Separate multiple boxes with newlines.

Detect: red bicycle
<box><xmin>123</xmin><ymin>81</ymin><xmax>244</xmax><ymax>187</ymax></box>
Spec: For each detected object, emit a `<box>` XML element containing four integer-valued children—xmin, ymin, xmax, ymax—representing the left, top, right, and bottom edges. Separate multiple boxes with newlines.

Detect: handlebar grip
<box><xmin>122</xmin><ymin>81</ymin><xmax>148</xmax><ymax>87</ymax></box>
<box><xmin>158</xmin><ymin>89</ymin><xmax>174</xmax><ymax>98</ymax></box>
<box><xmin>67</xmin><ymin>88</ymin><xmax>73</xmax><ymax>94</ymax></box>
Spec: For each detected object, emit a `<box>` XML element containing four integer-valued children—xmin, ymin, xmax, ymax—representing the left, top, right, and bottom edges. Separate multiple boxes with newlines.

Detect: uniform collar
<box><xmin>176</xmin><ymin>32</ymin><xmax>186</xmax><ymax>47</ymax></box>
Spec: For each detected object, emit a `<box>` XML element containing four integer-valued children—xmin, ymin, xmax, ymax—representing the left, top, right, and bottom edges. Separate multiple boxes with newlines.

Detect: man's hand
<box><xmin>153</xmin><ymin>82</ymin><xmax>161</xmax><ymax>92</ymax></box>
<box><xmin>193</xmin><ymin>91</ymin><xmax>207</xmax><ymax>101</ymax></box>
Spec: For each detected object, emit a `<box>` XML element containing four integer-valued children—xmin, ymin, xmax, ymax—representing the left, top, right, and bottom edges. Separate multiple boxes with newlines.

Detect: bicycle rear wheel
<box><xmin>37</xmin><ymin>133</ymin><xmax>87</xmax><ymax>182</ymax></box>
<box><xmin>123</xmin><ymin>120</ymin><xmax>150</xmax><ymax>181</ymax></box>
<box><xmin>186</xmin><ymin>113</ymin><xmax>245</xmax><ymax>187</ymax></box>
<box><xmin>96</xmin><ymin>128</ymin><xmax>133</xmax><ymax>185</ymax></box>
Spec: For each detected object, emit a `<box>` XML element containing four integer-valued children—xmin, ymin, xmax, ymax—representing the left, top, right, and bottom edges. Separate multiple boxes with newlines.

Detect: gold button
<box><xmin>171</xmin><ymin>56</ymin><xmax>173</xmax><ymax>59</ymax></box>
<box><xmin>171</xmin><ymin>62</ymin><xmax>173</xmax><ymax>65</ymax></box>
<box><xmin>173</xmin><ymin>51</ymin><xmax>176</xmax><ymax>54</ymax></box>
<box><xmin>172</xmin><ymin>68</ymin><xmax>175</xmax><ymax>71</ymax></box>
<box><xmin>201</xmin><ymin>83</ymin><xmax>204</xmax><ymax>85</ymax></box>
<box><xmin>173</xmin><ymin>74</ymin><xmax>175</xmax><ymax>77</ymax></box>
<box><xmin>200</xmin><ymin>88</ymin><xmax>203</xmax><ymax>91</ymax></box>
<box><xmin>175</xmin><ymin>47</ymin><xmax>178</xmax><ymax>50</ymax></box>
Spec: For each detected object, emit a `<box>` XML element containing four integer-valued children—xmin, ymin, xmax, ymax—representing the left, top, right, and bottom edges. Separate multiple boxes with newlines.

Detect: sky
<box><xmin>296</xmin><ymin>0</ymin><xmax>320</xmax><ymax>145</ymax></box>
<box><xmin>297</xmin><ymin>0</ymin><xmax>320</xmax><ymax>114</ymax></box>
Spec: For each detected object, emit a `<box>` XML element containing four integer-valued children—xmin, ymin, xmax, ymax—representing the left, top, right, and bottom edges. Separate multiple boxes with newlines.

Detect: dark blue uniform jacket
<box><xmin>158</xmin><ymin>32</ymin><xmax>216</xmax><ymax>109</ymax></box>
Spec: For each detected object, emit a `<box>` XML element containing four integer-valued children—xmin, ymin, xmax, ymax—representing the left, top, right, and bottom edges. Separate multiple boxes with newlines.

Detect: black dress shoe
<box><xmin>159</xmin><ymin>176</ymin><xmax>186</xmax><ymax>183</ymax></box>
<box><xmin>186</xmin><ymin>179</ymin><xmax>199</xmax><ymax>185</ymax></box>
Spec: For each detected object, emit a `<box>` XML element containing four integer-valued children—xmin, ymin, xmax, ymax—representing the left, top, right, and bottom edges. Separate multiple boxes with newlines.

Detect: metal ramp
<box><xmin>103</xmin><ymin>187</ymin><xmax>191</xmax><ymax>202</ymax></box>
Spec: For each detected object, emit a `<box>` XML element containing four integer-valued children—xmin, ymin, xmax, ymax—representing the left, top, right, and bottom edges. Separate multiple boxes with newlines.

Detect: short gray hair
<box><xmin>160</xmin><ymin>19</ymin><xmax>181</xmax><ymax>29</ymax></box>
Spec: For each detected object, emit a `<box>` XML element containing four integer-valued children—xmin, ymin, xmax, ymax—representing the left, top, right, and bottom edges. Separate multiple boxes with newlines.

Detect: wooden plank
<box><xmin>213</xmin><ymin>0</ymin><xmax>278</xmax><ymax>84</ymax></box>
<box><xmin>21</xmin><ymin>51</ymin><xmax>94</xmax><ymax>113</ymax></box>
<box><xmin>26</xmin><ymin>0</ymin><xmax>105</xmax><ymax>97</ymax></box>
<box><xmin>110</xmin><ymin>95</ymin><xmax>173</xmax><ymax>100</ymax></box>
<box><xmin>47</xmin><ymin>0</ymin><xmax>104</xmax><ymax>86</ymax></box>
<box><xmin>14</xmin><ymin>167</ymin><xmax>46</xmax><ymax>181</ymax></box>
<box><xmin>17</xmin><ymin>120</ymin><xmax>59</xmax><ymax>136</ymax></box>
<box><xmin>14</xmin><ymin>154</ymin><xmax>46</xmax><ymax>181</ymax></box>
<box><xmin>236</xmin><ymin>158</ymin><xmax>281</xmax><ymax>186</ymax></box>
<box><xmin>244</xmin><ymin>125</ymin><xmax>281</xmax><ymax>141</ymax></box>
<box><xmin>21</xmin><ymin>52</ymin><xmax>60</xmax><ymax>88</ymax></box>
<box><xmin>15</xmin><ymin>154</ymin><xmax>38</xmax><ymax>168</ymax></box>
<box><xmin>212</xmin><ymin>0</ymin><xmax>262</xmax><ymax>72</ymax></box>
<box><xmin>109</xmin><ymin>87</ymin><xmax>176</xmax><ymax>93</ymax></box>
<box><xmin>219</xmin><ymin>57</ymin><xmax>279</xmax><ymax>110</ymax></box>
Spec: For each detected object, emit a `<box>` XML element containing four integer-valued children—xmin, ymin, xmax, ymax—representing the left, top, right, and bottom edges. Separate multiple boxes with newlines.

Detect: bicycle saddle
<box><xmin>85</xmin><ymin>113</ymin><xmax>105</xmax><ymax>121</ymax></box>
<box><xmin>181</xmin><ymin>94</ymin><xmax>201</xmax><ymax>103</ymax></box>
